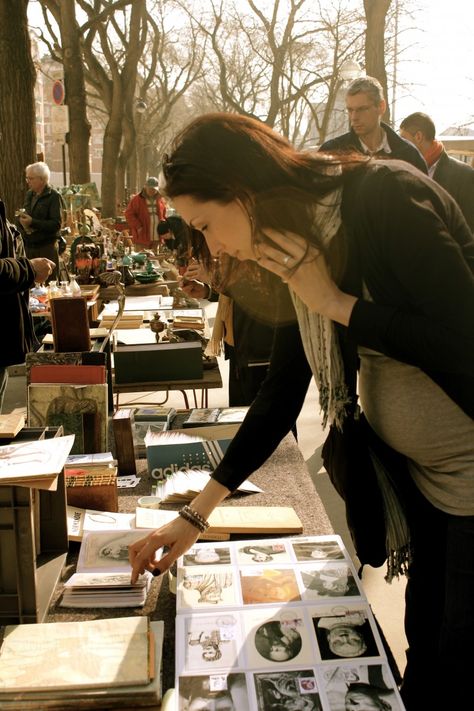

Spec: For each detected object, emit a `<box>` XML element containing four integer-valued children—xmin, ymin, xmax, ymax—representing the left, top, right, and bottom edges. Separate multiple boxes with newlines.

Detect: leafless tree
<box><xmin>364</xmin><ymin>0</ymin><xmax>392</xmax><ymax>121</ymax></box>
<box><xmin>0</xmin><ymin>0</ymin><xmax>36</xmax><ymax>220</ymax></box>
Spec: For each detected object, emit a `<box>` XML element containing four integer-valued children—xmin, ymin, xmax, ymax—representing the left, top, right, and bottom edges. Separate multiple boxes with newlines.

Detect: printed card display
<box><xmin>174</xmin><ymin>535</ymin><xmax>405</xmax><ymax>711</ymax></box>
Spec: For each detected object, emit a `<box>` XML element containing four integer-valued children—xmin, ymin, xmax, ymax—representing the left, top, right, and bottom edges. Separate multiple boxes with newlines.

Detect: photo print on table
<box><xmin>178</xmin><ymin>672</ymin><xmax>249</xmax><ymax>711</ymax></box>
<box><xmin>290</xmin><ymin>536</ymin><xmax>345</xmax><ymax>562</ymax></box>
<box><xmin>182</xmin><ymin>613</ymin><xmax>242</xmax><ymax>672</ymax></box>
<box><xmin>299</xmin><ymin>562</ymin><xmax>362</xmax><ymax>600</ymax></box>
<box><xmin>243</xmin><ymin>607</ymin><xmax>314</xmax><ymax>669</ymax></box>
<box><xmin>240</xmin><ymin>567</ymin><xmax>301</xmax><ymax>605</ymax></box>
<box><xmin>178</xmin><ymin>567</ymin><xmax>238</xmax><ymax>609</ymax></box>
<box><xmin>253</xmin><ymin>670</ymin><xmax>323</xmax><ymax>711</ymax></box>
<box><xmin>236</xmin><ymin>541</ymin><xmax>291</xmax><ymax>565</ymax></box>
<box><xmin>310</xmin><ymin>603</ymin><xmax>381</xmax><ymax>662</ymax></box>
<box><xmin>320</xmin><ymin>662</ymin><xmax>404</xmax><ymax>711</ymax></box>
<box><xmin>183</xmin><ymin>545</ymin><xmax>232</xmax><ymax>567</ymax></box>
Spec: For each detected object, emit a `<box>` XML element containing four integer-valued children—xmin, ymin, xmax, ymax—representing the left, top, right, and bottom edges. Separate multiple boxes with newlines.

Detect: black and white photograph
<box><xmin>320</xmin><ymin>663</ymin><xmax>404</xmax><ymax>711</ymax></box>
<box><xmin>236</xmin><ymin>542</ymin><xmax>291</xmax><ymax>565</ymax></box>
<box><xmin>299</xmin><ymin>563</ymin><xmax>362</xmax><ymax>600</ymax></box>
<box><xmin>243</xmin><ymin>608</ymin><xmax>313</xmax><ymax>669</ymax></box>
<box><xmin>183</xmin><ymin>546</ymin><xmax>232</xmax><ymax>567</ymax></box>
<box><xmin>178</xmin><ymin>672</ymin><xmax>249</xmax><ymax>711</ymax></box>
<box><xmin>178</xmin><ymin>568</ymin><xmax>238</xmax><ymax>609</ymax></box>
<box><xmin>77</xmin><ymin>529</ymin><xmax>156</xmax><ymax>573</ymax></box>
<box><xmin>291</xmin><ymin>537</ymin><xmax>345</xmax><ymax>562</ymax></box>
<box><xmin>182</xmin><ymin>613</ymin><xmax>242</xmax><ymax>671</ymax></box>
<box><xmin>253</xmin><ymin>670</ymin><xmax>322</xmax><ymax>711</ymax></box>
<box><xmin>311</xmin><ymin>604</ymin><xmax>381</xmax><ymax>661</ymax></box>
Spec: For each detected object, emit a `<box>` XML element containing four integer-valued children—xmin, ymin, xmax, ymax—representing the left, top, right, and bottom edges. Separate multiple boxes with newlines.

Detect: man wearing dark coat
<box><xmin>320</xmin><ymin>76</ymin><xmax>427</xmax><ymax>175</ymax></box>
<box><xmin>18</xmin><ymin>161</ymin><xmax>65</xmax><ymax>281</ymax></box>
<box><xmin>0</xmin><ymin>198</ymin><xmax>54</xmax><ymax>411</ymax></box>
<box><xmin>400</xmin><ymin>111</ymin><xmax>474</xmax><ymax>232</ymax></box>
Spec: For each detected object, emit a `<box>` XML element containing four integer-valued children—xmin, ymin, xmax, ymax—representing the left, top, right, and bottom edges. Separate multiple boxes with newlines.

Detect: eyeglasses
<box><xmin>346</xmin><ymin>104</ymin><xmax>377</xmax><ymax>117</ymax></box>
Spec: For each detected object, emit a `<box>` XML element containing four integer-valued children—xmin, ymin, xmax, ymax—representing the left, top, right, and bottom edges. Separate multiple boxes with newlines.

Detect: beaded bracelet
<box><xmin>178</xmin><ymin>505</ymin><xmax>210</xmax><ymax>533</ymax></box>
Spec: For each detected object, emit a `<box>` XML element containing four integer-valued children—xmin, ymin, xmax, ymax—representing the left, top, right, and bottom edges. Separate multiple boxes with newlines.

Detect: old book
<box><xmin>182</xmin><ymin>407</ymin><xmax>248</xmax><ymax>428</ymax></box>
<box><xmin>65</xmin><ymin>465</ymin><xmax>118</xmax><ymax>512</ymax></box>
<box><xmin>50</xmin><ymin>296</ymin><xmax>91</xmax><ymax>352</ymax></box>
<box><xmin>66</xmin><ymin>505</ymin><xmax>135</xmax><ymax>542</ymax></box>
<box><xmin>0</xmin><ymin>413</ymin><xmax>25</xmax><ymax>439</ymax></box>
<box><xmin>30</xmin><ymin>364</ymin><xmax>106</xmax><ymax>384</ymax></box>
<box><xmin>136</xmin><ymin>505</ymin><xmax>302</xmax><ymax>535</ymax></box>
<box><xmin>113</xmin><ymin>408</ymin><xmax>137</xmax><ymax>476</ymax></box>
<box><xmin>26</xmin><ymin>351</ymin><xmax>107</xmax><ymax>387</ymax></box>
<box><xmin>134</xmin><ymin>405</ymin><xmax>177</xmax><ymax>423</ymax></box>
<box><xmin>0</xmin><ymin>616</ymin><xmax>151</xmax><ymax>691</ymax></box>
<box><xmin>0</xmin><ymin>620</ymin><xmax>164</xmax><ymax>708</ymax></box>
<box><xmin>0</xmin><ymin>434</ymin><xmax>74</xmax><ymax>489</ymax></box>
<box><xmin>59</xmin><ymin>529</ymin><xmax>156</xmax><ymax>608</ymax></box>
<box><xmin>28</xmin><ymin>383</ymin><xmax>108</xmax><ymax>454</ymax></box>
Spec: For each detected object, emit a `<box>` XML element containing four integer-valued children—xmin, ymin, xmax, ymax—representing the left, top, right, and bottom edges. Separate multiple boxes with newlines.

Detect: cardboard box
<box><xmin>114</xmin><ymin>341</ymin><xmax>203</xmax><ymax>384</ymax></box>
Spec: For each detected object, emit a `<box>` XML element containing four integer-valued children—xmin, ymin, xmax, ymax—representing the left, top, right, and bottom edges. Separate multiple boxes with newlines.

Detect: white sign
<box><xmin>50</xmin><ymin>104</ymin><xmax>69</xmax><ymax>140</ymax></box>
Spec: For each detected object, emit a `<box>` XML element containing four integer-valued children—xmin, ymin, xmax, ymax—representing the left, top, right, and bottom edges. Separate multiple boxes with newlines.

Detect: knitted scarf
<box><xmin>205</xmin><ymin>294</ymin><xmax>234</xmax><ymax>357</ymax></box>
<box><xmin>290</xmin><ymin>187</ymin><xmax>411</xmax><ymax>580</ymax></box>
<box><xmin>289</xmin><ymin>187</ymin><xmax>350</xmax><ymax>430</ymax></box>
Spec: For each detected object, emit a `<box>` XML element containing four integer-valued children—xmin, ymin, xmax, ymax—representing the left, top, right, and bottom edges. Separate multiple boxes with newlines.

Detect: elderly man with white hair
<box><xmin>18</xmin><ymin>161</ymin><xmax>65</xmax><ymax>281</ymax></box>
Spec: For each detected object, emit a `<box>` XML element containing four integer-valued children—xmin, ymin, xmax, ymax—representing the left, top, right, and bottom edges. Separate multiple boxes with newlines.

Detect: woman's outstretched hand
<box><xmin>256</xmin><ymin>228</ymin><xmax>356</xmax><ymax>326</ymax></box>
<box><xmin>129</xmin><ymin>516</ymin><xmax>201</xmax><ymax>583</ymax></box>
<box><xmin>129</xmin><ymin>479</ymin><xmax>231</xmax><ymax>583</ymax></box>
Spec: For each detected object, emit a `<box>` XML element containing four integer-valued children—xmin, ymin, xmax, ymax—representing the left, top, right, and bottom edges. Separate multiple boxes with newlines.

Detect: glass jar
<box><xmin>68</xmin><ymin>274</ymin><xmax>82</xmax><ymax>297</ymax></box>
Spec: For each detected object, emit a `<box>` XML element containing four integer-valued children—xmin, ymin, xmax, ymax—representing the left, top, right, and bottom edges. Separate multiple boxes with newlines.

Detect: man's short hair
<box><xmin>26</xmin><ymin>161</ymin><xmax>50</xmax><ymax>182</ymax></box>
<box><xmin>346</xmin><ymin>76</ymin><xmax>384</xmax><ymax>105</ymax></box>
<box><xmin>400</xmin><ymin>112</ymin><xmax>436</xmax><ymax>141</ymax></box>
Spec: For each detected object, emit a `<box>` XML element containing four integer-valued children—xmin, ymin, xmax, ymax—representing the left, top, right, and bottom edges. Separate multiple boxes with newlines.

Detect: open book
<box><xmin>174</xmin><ymin>535</ymin><xmax>406</xmax><ymax>711</ymax></box>
<box><xmin>60</xmin><ymin>528</ymin><xmax>156</xmax><ymax>608</ymax></box>
<box><xmin>0</xmin><ymin>434</ymin><xmax>74</xmax><ymax>490</ymax></box>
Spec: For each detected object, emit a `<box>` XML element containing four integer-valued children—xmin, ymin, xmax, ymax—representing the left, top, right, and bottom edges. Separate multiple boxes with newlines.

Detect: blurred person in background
<box><xmin>124</xmin><ymin>177</ymin><xmax>167</xmax><ymax>251</ymax></box>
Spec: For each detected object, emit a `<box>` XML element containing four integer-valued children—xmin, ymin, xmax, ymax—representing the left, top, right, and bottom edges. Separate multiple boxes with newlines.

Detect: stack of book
<box><xmin>174</xmin><ymin>535</ymin><xmax>406</xmax><ymax>711</ymax></box>
<box><xmin>60</xmin><ymin>528</ymin><xmax>156</xmax><ymax>608</ymax></box>
<box><xmin>182</xmin><ymin>407</ymin><xmax>248</xmax><ymax>428</ymax></box>
<box><xmin>171</xmin><ymin>309</ymin><xmax>205</xmax><ymax>331</ymax></box>
<box><xmin>134</xmin><ymin>406</ymin><xmax>176</xmax><ymax>455</ymax></box>
<box><xmin>0</xmin><ymin>616</ymin><xmax>164</xmax><ymax>709</ymax></box>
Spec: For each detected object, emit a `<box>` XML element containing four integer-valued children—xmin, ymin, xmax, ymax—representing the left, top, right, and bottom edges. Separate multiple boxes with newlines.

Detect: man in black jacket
<box><xmin>18</xmin><ymin>161</ymin><xmax>65</xmax><ymax>281</ymax></box>
<box><xmin>400</xmin><ymin>111</ymin><xmax>474</xmax><ymax>232</ymax></box>
<box><xmin>320</xmin><ymin>76</ymin><xmax>427</xmax><ymax>174</ymax></box>
<box><xmin>0</xmin><ymin>198</ymin><xmax>54</xmax><ymax>411</ymax></box>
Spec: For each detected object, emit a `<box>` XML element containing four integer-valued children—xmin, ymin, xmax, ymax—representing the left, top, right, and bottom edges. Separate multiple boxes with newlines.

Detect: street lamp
<box><xmin>135</xmin><ymin>99</ymin><xmax>147</xmax><ymax>114</ymax></box>
<box><xmin>339</xmin><ymin>59</ymin><xmax>363</xmax><ymax>84</ymax></box>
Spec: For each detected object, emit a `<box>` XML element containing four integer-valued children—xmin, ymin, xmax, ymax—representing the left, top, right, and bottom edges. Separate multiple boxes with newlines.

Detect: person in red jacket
<box><xmin>124</xmin><ymin>177</ymin><xmax>167</xmax><ymax>251</ymax></box>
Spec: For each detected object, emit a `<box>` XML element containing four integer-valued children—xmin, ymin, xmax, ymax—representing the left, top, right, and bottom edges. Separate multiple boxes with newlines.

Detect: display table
<box><xmin>113</xmin><ymin>362</ymin><xmax>223</xmax><ymax>409</ymax></box>
<box><xmin>46</xmin><ymin>433</ymin><xmax>333</xmax><ymax>698</ymax></box>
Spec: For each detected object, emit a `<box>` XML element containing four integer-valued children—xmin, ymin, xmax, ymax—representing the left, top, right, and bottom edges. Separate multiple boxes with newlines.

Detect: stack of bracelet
<box><xmin>178</xmin><ymin>504</ymin><xmax>210</xmax><ymax>532</ymax></box>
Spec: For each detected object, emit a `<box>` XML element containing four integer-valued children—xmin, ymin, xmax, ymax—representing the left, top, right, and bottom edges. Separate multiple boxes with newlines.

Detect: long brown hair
<box><xmin>162</xmin><ymin>113</ymin><xmax>367</xmax><ymax>319</ymax></box>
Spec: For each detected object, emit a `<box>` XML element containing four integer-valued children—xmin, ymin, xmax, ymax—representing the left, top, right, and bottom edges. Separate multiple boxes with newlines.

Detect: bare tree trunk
<box><xmin>60</xmin><ymin>0</ymin><xmax>91</xmax><ymax>184</ymax></box>
<box><xmin>0</xmin><ymin>0</ymin><xmax>36</xmax><ymax>220</ymax></box>
<box><xmin>364</xmin><ymin>0</ymin><xmax>392</xmax><ymax>122</ymax></box>
<box><xmin>101</xmin><ymin>103</ymin><xmax>123</xmax><ymax>217</ymax></box>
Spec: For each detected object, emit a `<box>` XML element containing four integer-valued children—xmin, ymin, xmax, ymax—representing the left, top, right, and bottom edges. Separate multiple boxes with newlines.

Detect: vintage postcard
<box><xmin>178</xmin><ymin>612</ymin><xmax>243</xmax><ymax>672</ymax></box>
<box><xmin>77</xmin><ymin>529</ymin><xmax>156</xmax><ymax>573</ymax></box>
<box><xmin>182</xmin><ymin>544</ymin><xmax>232</xmax><ymax>567</ymax></box>
<box><xmin>242</xmin><ymin>607</ymin><xmax>314</xmax><ymax>670</ymax></box>
<box><xmin>177</xmin><ymin>566</ymin><xmax>239</xmax><ymax>609</ymax></box>
<box><xmin>253</xmin><ymin>669</ymin><xmax>322</xmax><ymax>711</ymax></box>
<box><xmin>310</xmin><ymin>602</ymin><xmax>382</xmax><ymax>662</ymax></box>
<box><xmin>177</xmin><ymin>673</ymin><xmax>249</xmax><ymax>711</ymax></box>
<box><xmin>319</xmin><ymin>662</ymin><xmax>404</xmax><ymax>711</ymax></box>
<box><xmin>290</xmin><ymin>536</ymin><xmax>345</xmax><ymax>562</ymax></box>
<box><xmin>236</xmin><ymin>540</ymin><xmax>291</xmax><ymax>565</ymax></box>
<box><xmin>298</xmin><ymin>562</ymin><xmax>363</xmax><ymax>601</ymax></box>
<box><xmin>240</xmin><ymin>566</ymin><xmax>301</xmax><ymax>605</ymax></box>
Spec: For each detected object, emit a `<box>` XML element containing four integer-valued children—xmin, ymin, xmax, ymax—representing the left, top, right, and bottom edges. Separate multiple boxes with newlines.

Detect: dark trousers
<box><xmin>400</xmin><ymin>483</ymin><xmax>474</xmax><ymax>710</ymax></box>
